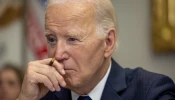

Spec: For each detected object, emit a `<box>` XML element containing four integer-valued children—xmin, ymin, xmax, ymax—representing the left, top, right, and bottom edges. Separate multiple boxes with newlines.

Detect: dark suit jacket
<box><xmin>41</xmin><ymin>59</ymin><xmax>175</xmax><ymax>100</ymax></box>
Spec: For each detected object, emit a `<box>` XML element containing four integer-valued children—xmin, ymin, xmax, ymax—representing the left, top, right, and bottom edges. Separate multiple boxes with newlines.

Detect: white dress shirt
<box><xmin>71</xmin><ymin>63</ymin><xmax>111</xmax><ymax>100</ymax></box>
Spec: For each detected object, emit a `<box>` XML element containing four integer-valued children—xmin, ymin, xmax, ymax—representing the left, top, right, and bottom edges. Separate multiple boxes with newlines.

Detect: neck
<box><xmin>71</xmin><ymin>58</ymin><xmax>111</xmax><ymax>95</ymax></box>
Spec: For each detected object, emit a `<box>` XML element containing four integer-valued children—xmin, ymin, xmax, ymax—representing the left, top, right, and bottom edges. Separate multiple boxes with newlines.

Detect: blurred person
<box><xmin>18</xmin><ymin>0</ymin><xmax>175</xmax><ymax>100</ymax></box>
<box><xmin>0</xmin><ymin>64</ymin><xmax>24</xmax><ymax>100</ymax></box>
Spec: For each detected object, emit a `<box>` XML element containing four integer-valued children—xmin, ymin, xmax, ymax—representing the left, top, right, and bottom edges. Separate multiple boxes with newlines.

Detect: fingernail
<box><xmin>52</xmin><ymin>87</ymin><xmax>55</xmax><ymax>91</ymax></box>
<box><xmin>63</xmin><ymin>81</ymin><xmax>66</xmax><ymax>87</ymax></box>
<box><xmin>62</xmin><ymin>69</ymin><xmax>65</xmax><ymax>74</ymax></box>
<box><xmin>56</xmin><ymin>87</ymin><xmax>61</xmax><ymax>91</ymax></box>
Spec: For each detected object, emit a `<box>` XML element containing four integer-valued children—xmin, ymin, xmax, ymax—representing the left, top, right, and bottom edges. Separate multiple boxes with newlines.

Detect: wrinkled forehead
<box><xmin>45</xmin><ymin>1</ymin><xmax>95</xmax><ymax>27</ymax></box>
<box><xmin>47</xmin><ymin>0</ymin><xmax>94</xmax><ymax>7</ymax></box>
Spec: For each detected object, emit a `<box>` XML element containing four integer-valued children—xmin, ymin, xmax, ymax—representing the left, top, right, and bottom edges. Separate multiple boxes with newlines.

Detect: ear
<box><xmin>104</xmin><ymin>28</ymin><xmax>117</xmax><ymax>58</ymax></box>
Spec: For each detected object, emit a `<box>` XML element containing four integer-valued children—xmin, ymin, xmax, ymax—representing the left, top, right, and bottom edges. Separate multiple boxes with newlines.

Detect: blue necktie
<box><xmin>77</xmin><ymin>96</ymin><xmax>92</xmax><ymax>100</ymax></box>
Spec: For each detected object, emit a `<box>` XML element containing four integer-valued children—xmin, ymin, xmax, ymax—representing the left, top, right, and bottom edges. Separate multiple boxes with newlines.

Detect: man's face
<box><xmin>45</xmin><ymin>2</ymin><xmax>107</xmax><ymax>90</ymax></box>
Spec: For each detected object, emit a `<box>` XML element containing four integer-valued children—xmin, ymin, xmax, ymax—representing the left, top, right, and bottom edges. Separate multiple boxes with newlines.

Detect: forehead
<box><xmin>0</xmin><ymin>69</ymin><xmax>17</xmax><ymax>79</ymax></box>
<box><xmin>45</xmin><ymin>2</ymin><xmax>95</xmax><ymax>26</ymax></box>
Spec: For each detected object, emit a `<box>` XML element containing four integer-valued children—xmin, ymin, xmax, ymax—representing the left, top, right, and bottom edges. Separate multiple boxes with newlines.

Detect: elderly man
<box><xmin>18</xmin><ymin>0</ymin><xmax>175</xmax><ymax>100</ymax></box>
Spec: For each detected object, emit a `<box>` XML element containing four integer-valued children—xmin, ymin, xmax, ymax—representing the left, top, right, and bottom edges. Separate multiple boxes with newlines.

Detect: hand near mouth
<box><xmin>17</xmin><ymin>58</ymin><xmax>66</xmax><ymax>100</ymax></box>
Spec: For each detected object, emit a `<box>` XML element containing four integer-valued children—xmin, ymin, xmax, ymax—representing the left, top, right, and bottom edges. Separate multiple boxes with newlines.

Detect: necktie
<box><xmin>77</xmin><ymin>96</ymin><xmax>92</xmax><ymax>100</ymax></box>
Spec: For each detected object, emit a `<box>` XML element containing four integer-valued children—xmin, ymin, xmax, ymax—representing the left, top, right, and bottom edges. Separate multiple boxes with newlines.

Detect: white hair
<box><xmin>47</xmin><ymin>0</ymin><xmax>117</xmax><ymax>39</ymax></box>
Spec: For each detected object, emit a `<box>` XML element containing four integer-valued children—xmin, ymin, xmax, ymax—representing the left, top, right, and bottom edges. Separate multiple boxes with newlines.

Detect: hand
<box><xmin>18</xmin><ymin>58</ymin><xmax>66</xmax><ymax>100</ymax></box>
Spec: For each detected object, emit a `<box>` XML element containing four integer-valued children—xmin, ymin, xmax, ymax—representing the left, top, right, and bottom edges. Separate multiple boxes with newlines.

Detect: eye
<box><xmin>8</xmin><ymin>80</ymin><xmax>16</xmax><ymax>87</ymax></box>
<box><xmin>48</xmin><ymin>38</ymin><xmax>55</xmax><ymax>42</ymax></box>
<box><xmin>67</xmin><ymin>37</ymin><xmax>80</xmax><ymax>44</ymax></box>
<box><xmin>68</xmin><ymin>37</ymin><xmax>78</xmax><ymax>42</ymax></box>
<box><xmin>47</xmin><ymin>37</ymin><xmax>57</xmax><ymax>45</ymax></box>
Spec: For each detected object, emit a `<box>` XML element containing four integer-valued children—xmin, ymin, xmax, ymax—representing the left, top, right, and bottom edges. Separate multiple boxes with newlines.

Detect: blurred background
<box><xmin>0</xmin><ymin>0</ymin><xmax>175</xmax><ymax>82</ymax></box>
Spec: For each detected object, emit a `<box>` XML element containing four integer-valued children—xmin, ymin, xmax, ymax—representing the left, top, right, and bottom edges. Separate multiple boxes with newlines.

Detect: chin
<box><xmin>64</xmin><ymin>75</ymin><xmax>86</xmax><ymax>89</ymax></box>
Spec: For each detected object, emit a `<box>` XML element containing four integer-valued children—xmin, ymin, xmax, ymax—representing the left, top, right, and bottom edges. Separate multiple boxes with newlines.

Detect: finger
<box><xmin>52</xmin><ymin>69</ymin><xmax>66</xmax><ymax>87</ymax></box>
<box><xmin>32</xmin><ymin>63</ymin><xmax>66</xmax><ymax>90</ymax></box>
<box><xmin>36</xmin><ymin>58</ymin><xmax>52</xmax><ymax>64</ymax></box>
<box><xmin>33</xmin><ymin>64</ymin><xmax>59</xmax><ymax>91</ymax></box>
<box><xmin>32</xmin><ymin>72</ymin><xmax>55</xmax><ymax>92</ymax></box>
<box><xmin>52</xmin><ymin>60</ymin><xmax>65</xmax><ymax>75</ymax></box>
<box><xmin>36</xmin><ymin>58</ymin><xmax>65</xmax><ymax>75</ymax></box>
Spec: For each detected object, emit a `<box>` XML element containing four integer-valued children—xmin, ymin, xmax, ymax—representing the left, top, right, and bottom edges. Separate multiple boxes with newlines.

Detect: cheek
<box><xmin>68</xmin><ymin>40</ymin><xmax>104</xmax><ymax>64</ymax></box>
<box><xmin>10</xmin><ymin>84</ymin><xmax>20</xmax><ymax>94</ymax></box>
<box><xmin>47</xmin><ymin>46</ymin><xmax>56</xmax><ymax>57</ymax></box>
<box><xmin>81</xmin><ymin>41</ymin><xmax>104</xmax><ymax>60</ymax></box>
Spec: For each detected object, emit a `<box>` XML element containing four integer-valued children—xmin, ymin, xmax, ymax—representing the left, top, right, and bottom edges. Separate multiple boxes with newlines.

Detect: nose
<box><xmin>55</xmin><ymin>41</ymin><xmax>69</xmax><ymax>62</ymax></box>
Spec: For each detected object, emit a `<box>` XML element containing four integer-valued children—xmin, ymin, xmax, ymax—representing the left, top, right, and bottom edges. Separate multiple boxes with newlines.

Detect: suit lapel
<box><xmin>101</xmin><ymin>59</ymin><xmax>126</xmax><ymax>100</ymax></box>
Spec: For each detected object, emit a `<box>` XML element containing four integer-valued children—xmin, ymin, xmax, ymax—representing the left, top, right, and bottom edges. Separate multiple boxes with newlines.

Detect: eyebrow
<box><xmin>44</xmin><ymin>31</ymin><xmax>56</xmax><ymax>36</ymax></box>
<box><xmin>65</xmin><ymin>32</ymin><xmax>81</xmax><ymax>37</ymax></box>
<box><xmin>66</xmin><ymin>28</ymin><xmax>86</xmax><ymax>37</ymax></box>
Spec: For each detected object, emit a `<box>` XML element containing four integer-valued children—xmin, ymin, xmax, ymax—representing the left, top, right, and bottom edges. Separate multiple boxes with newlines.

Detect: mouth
<box><xmin>63</xmin><ymin>63</ymin><xmax>76</xmax><ymax>72</ymax></box>
<box><xmin>63</xmin><ymin>65</ymin><xmax>74</xmax><ymax>70</ymax></box>
<box><xmin>64</xmin><ymin>68</ymin><xmax>76</xmax><ymax>72</ymax></box>
<box><xmin>64</xmin><ymin>69</ymin><xmax>74</xmax><ymax>71</ymax></box>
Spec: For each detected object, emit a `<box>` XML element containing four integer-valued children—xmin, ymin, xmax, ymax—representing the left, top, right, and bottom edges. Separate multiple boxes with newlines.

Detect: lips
<box><xmin>64</xmin><ymin>68</ymin><xmax>74</xmax><ymax>70</ymax></box>
<box><xmin>63</xmin><ymin>65</ymin><xmax>73</xmax><ymax>70</ymax></box>
<box><xmin>63</xmin><ymin>66</ymin><xmax>76</xmax><ymax>71</ymax></box>
<box><xmin>62</xmin><ymin>62</ymin><xmax>76</xmax><ymax>71</ymax></box>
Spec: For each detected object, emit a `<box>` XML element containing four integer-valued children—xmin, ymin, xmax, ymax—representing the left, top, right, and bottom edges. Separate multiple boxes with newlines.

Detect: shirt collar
<box><xmin>71</xmin><ymin>63</ymin><xmax>111</xmax><ymax>100</ymax></box>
